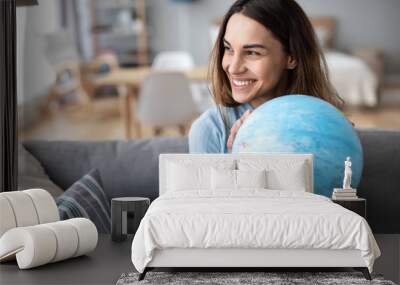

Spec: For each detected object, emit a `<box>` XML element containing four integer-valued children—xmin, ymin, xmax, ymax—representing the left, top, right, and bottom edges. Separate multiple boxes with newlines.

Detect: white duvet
<box><xmin>131</xmin><ymin>190</ymin><xmax>380</xmax><ymax>273</ymax></box>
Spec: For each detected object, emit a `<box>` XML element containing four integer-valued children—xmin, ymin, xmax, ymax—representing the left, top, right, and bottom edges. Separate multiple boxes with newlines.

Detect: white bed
<box><xmin>310</xmin><ymin>16</ymin><xmax>380</xmax><ymax>107</ymax></box>
<box><xmin>325</xmin><ymin>50</ymin><xmax>379</xmax><ymax>107</ymax></box>
<box><xmin>131</xmin><ymin>154</ymin><xmax>380</xmax><ymax>280</ymax></box>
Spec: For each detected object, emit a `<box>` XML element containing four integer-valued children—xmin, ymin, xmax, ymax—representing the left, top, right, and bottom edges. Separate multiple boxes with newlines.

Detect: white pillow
<box><xmin>236</xmin><ymin>169</ymin><xmax>267</xmax><ymax>189</ymax></box>
<box><xmin>211</xmin><ymin>168</ymin><xmax>236</xmax><ymax>190</ymax></box>
<box><xmin>267</xmin><ymin>162</ymin><xmax>307</xmax><ymax>191</ymax></box>
<box><xmin>167</xmin><ymin>162</ymin><xmax>209</xmax><ymax>191</ymax></box>
<box><xmin>211</xmin><ymin>169</ymin><xmax>267</xmax><ymax>190</ymax></box>
<box><xmin>167</xmin><ymin>159</ymin><xmax>236</xmax><ymax>191</ymax></box>
<box><xmin>238</xmin><ymin>159</ymin><xmax>308</xmax><ymax>192</ymax></box>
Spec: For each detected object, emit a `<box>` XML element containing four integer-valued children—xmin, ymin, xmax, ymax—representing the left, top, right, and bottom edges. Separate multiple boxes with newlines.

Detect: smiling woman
<box><xmin>188</xmin><ymin>0</ymin><xmax>344</xmax><ymax>154</ymax></box>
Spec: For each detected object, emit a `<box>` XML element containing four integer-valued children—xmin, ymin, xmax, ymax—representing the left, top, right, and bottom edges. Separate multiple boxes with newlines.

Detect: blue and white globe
<box><xmin>232</xmin><ymin>95</ymin><xmax>363</xmax><ymax>197</ymax></box>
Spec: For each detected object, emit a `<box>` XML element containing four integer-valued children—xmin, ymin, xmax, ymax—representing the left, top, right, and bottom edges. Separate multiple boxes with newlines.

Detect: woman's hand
<box><xmin>227</xmin><ymin>109</ymin><xmax>252</xmax><ymax>151</ymax></box>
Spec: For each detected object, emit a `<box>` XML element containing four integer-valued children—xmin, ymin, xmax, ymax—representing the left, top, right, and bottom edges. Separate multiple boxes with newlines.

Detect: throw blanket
<box><xmin>131</xmin><ymin>190</ymin><xmax>380</xmax><ymax>272</ymax></box>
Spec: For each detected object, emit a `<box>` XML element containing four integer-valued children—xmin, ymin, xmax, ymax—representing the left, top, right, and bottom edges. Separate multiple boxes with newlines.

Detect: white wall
<box><xmin>17</xmin><ymin>0</ymin><xmax>61</xmax><ymax>128</ymax></box>
<box><xmin>17</xmin><ymin>0</ymin><xmax>60</xmax><ymax>106</ymax></box>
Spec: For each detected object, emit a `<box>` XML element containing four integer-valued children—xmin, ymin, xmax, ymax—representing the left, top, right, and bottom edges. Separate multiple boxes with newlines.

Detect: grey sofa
<box><xmin>22</xmin><ymin>129</ymin><xmax>400</xmax><ymax>234</ymax></box>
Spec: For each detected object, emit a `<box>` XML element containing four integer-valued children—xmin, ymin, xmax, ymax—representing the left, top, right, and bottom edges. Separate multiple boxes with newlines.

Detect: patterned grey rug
<box><xmin>116</xmin><ymin>271</ymin><xmax>396</xmax><ymax>285</ymax></box>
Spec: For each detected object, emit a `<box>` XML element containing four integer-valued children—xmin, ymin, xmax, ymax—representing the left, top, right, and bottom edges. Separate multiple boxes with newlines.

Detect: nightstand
<box><xmin>332</xmin><ymin>198</ymin><xmax>366</xmax><ymax>219</ymax></box>
<box><xmin>111</xmin><ymin>197</ymin><xmax>150</xmax><ymax>242</ymax></box>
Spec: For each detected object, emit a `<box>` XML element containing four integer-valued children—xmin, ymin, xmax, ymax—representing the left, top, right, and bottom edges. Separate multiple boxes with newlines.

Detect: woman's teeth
<box><xmin>233</xmin><ymin>79</ymin><xmax>255</xmax><ymax>86</ymax></box>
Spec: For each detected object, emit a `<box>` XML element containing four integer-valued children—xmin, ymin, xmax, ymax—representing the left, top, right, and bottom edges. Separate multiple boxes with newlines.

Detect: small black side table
<box><xmin>332</xmin><ymin>198</ymin><xmax>366</xmax><ymax>219</ymax></box>
<box><xmin>111</xmin><ymin>197</ymin><xmax>150</xmax><ymax>242</ymax></box>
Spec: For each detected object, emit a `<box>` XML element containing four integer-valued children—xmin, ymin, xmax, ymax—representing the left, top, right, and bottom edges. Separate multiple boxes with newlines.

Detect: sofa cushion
<box><xmin>56</xmin><ymin>169</ymin><xmax>111</xmax><ymax>234</ymax></box>
<box><xmin>23</xmin><ymin>137</ymin><xmax>188</xmax><ymax>201</ymax></box>
<box><xmin>18</xmin><ymin>144</ymin><xmax>64</xmax><ymax>197</ymax></box>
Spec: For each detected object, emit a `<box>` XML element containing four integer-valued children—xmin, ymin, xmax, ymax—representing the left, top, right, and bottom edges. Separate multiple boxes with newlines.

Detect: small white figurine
<box><xmin>342</xmin><ymin>157</ymin><xmax>352</xmax><ymax>190</ymax></box>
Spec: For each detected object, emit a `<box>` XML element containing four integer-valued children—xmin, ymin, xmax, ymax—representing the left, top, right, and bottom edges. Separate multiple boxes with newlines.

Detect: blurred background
<box><xmin>17</xmin><ymin>0</ymin><xmax>400</xmax><ymax>141</ymax></box>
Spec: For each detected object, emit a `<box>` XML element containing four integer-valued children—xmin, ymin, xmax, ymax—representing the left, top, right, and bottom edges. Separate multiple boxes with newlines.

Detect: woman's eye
<box><xmin>224</xmin><ymin>46</ymin><xmax>232</xmax><ymax>52</ymax></box>
<box><xmin>246</xmin><ymin>50</ymin><xmax>260</xmax><ymax>56</ymax></box>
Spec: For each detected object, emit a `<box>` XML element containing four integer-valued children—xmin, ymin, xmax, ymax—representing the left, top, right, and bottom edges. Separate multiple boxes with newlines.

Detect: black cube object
<box><xmin>111</xmin><ymin>197</ymin><xmax>150</xmax><ymax>242</ymax></box>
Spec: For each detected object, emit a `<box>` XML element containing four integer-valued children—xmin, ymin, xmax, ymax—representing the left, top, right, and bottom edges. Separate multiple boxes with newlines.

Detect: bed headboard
<box><xmin>159</xmin><ymin>153</ymin><xmax>314</xmax><ymax>195</ymax></box>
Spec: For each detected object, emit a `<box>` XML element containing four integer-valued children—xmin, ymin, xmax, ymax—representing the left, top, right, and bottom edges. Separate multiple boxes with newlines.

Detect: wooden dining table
<box><xmin>94</xmin><ymin>66</ymin><xmax>208</xmax><ymax>139</ymax></box>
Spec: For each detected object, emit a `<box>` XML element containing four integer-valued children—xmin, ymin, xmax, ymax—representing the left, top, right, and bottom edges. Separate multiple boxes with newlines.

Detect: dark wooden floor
<box><xmin>0</xmin><ymin>234</ymin><xmax>398</xmax><ymax>284</ymax></box>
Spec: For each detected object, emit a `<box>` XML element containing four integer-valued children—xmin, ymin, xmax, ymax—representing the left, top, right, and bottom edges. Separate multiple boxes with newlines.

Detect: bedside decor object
<box><xmin>332</xmin><ymin>188</ymin><xmax>358</xmax><ymax>200</ymax></box>
<box><xmin>0</xmin><ymin>218</ymin><xmax>98</xmax><ymax>269</ymax></box>
<box><xmin>111</xmin><ymin>197</ymin><xmax>150</xmax><ymax>242</ymax></box>
<box><xmin>332</xmin><ymin>157</ymin><xmax>358</xmax><ymax>200</ymax></box>
<box><xmin>56</xmin><ymin>169</ymin><xmax>111</xmax><ymax>233</ymax></box>
<box><xmin>343</xmin><ymin>157</ymin><xmax>353</xmax><ymax>190</ymax></box>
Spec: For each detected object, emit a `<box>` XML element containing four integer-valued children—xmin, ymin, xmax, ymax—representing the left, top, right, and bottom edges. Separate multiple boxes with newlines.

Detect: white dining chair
<box><xmin>152</xmin><ymin>51</ymin><xmax>195</xmax><ymax>71</ymax></box>
<box><xmin>136</xmin><ymin>72</ymin><xmax>199</xmax><ymax>136</ymax></box>
<box><xmin>152</xmin><ymin>51</ymin><xmax>213</xmax><ymax>113</ymax></box>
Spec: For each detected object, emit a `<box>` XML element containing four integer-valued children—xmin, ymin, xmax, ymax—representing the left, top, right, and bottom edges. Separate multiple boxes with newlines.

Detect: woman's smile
<box><xmin>229</xmin><ymin>75</ymin><xmax>261</xmax><ymax>104</ymax></box>
<box><xmin>231</xmin><ymin>78</ymin><xmax>257</xmax><ymax>89</ymax></box>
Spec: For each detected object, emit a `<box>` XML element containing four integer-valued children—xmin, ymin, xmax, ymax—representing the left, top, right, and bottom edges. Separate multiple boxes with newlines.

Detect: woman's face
<box><xmin>222</xmin><ymin>13</ymin><xmax>294</xmax><ymax>107</ymax></box>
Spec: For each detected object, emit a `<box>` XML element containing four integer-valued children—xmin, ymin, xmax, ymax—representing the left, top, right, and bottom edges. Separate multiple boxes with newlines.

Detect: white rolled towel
<box><xmin>0</xmin><ymin>196</ymin><xmax>17</xmax><ymax>237</ymax></box>
<box><xmin>0</xmin><ymin>189</ymin><xmax>59</xmax><ymax>237</ymax></box>
<box><xmin>24</xmin><ymin>189</ymin><xmax>60</xmax><ymax>224</ymax></box>
<box><xmin>0</xmin><ymin>218</ymin><xmax>98</xmax><ymax>269</ymax></box>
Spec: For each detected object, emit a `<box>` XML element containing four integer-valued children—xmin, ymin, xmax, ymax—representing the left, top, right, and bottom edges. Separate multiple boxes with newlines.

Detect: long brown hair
<box><xmin>209</xmin><ymin>0</ymin><xmax>344</xmax><ymax>110</ymax></box>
